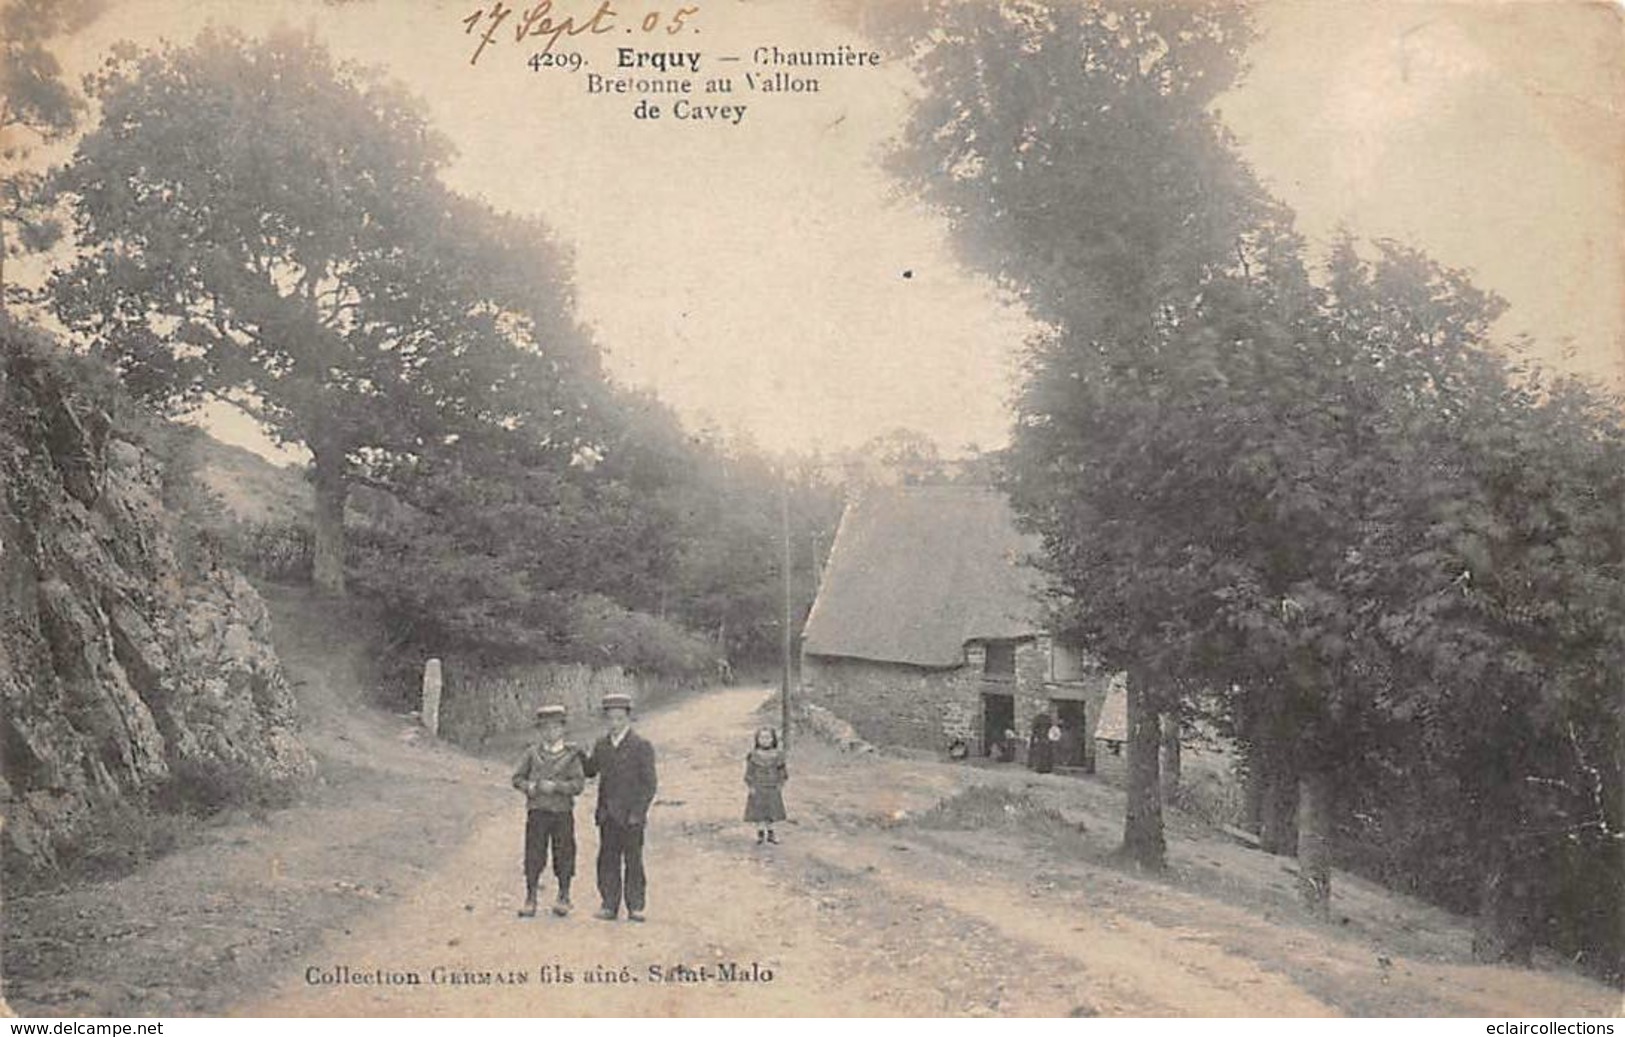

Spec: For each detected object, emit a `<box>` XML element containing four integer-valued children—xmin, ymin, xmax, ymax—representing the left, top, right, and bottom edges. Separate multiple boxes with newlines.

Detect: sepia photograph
<box><xmin>1</xmin><ymin>0</ymin><xmax>1621</xmax><ymax>1021</ymax></box>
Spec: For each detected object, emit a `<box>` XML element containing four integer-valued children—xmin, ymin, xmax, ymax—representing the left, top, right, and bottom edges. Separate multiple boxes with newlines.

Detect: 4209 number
<box><xmin>529</xmin><ymin>51</ymin><xmax>585</xmax><ymax>71</ymax></box>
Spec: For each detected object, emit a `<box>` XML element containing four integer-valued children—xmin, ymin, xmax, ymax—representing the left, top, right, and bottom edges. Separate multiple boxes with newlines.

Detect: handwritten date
<box><xmin>463</xmin><ymin>1</ymin><xmax>700</xmax><ymax>66</ymax></box>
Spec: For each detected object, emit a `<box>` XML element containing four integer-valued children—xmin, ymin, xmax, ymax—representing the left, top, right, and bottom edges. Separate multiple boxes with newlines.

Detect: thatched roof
<box><xmin>801</xmin><ymin>486</ymin><xmax>1044</xmax><ymax>668</ymax></box>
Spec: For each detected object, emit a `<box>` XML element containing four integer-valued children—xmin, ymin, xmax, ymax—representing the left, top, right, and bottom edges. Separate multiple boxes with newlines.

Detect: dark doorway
<box><xmin>982</xmin><ymin>692</ymin><xmax>1015</xmax><ymax>759</ymax></box>
<box><xmin>1053</xmin><ymin>699</ymin><xmax>1092</xmax><ymax>771</ymax></box>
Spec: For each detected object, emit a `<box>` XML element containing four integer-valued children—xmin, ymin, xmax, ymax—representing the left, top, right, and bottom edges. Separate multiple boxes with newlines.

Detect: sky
<box><xmin>30</xmin><ymin>0</ymin><xmax>1625</xmax><ymax>459</ymax></box>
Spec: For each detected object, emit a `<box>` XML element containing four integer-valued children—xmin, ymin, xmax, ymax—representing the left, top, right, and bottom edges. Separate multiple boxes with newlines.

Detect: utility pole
<box><xmin>780</xmin><ymin>467</ymin><xmax>793</xmax><ymax>753</ymax></box>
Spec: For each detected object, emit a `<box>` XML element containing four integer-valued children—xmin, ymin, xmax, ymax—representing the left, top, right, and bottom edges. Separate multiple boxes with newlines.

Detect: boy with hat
<box><xmin>581</xmin><ymin>692</ymin><xmax>658</xmax><ymax>922</ymax></box>
<box><xmin>512</xmin><ymin>703</ymin><xmax>585</xmax><ymax>918</ymax></box>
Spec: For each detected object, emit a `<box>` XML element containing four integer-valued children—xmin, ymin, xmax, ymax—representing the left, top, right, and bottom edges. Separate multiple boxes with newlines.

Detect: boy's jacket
<box><xmin>512</xmin><ymin>742</ymin><xmax>586</xmax><ymax>812</ymax></box>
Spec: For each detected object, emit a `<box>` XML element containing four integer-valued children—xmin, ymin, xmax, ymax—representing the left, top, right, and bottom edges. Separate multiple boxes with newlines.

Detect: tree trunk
<box><xmin>1082</xmin><ymin>701</ymin><xmax>1096</xmax><ymax>775</ymax></box>
<box><xmin>1248</xmin><ymin>736</ymin><xmax>1299</xmax><ymax>856</ymax></box>
<box><xmin>1159</xmin><ymin>710</ymin><xmax>1182</xmax><ymax>803</ymax></box>
<box><xmin>1121</xmin><ymin>668</ymin><xmax>1165</xmax><ymax>870</ymax></box>
<box><xmin>1472</xmin><ymin>833</ymin><xmax>1536</xmax><ymax>964</ymax></box>
<box><xmin>1244</xmin><ymin>745</ymin><xmax>1265</xmax><ymax>833</ymax></box>
<box><xmin>1295</xmin><ymin>771</ymin><xmax>1334</xmax><ymax>916</ymax></box>
<box><xmin>1263</xmin><ymin>768</ymin><xmax>1300</xmax><ymax>855</ymax></box>
<box><xmin>311</xmin><ymin>444</ymin><xmax>347</xmax><ymax>596</ymax></box>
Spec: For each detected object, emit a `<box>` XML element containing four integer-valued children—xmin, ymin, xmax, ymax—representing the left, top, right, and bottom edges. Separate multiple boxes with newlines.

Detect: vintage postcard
<box><xmin>2</xmin><ymin>0</ymin><xmax>1621</xmax><ymax>1021</ymax></box>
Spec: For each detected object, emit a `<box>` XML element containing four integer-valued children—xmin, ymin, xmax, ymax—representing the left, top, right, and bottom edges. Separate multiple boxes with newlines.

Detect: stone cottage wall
<box><xmin>800</xmin><ymin>654</ymin><xmax>977</xmax><ymax>751</ymax></box>
<box><xmin>802</xmin><ymin>636</ymin><xmax>1111</xmax><ymax>758</ymax></box>
<box><xmin>1013</xmin><ymin>637</ymin><xmax>1052</xmax><ymax>730</ymax></box>
<box><xmin>801</xmin><ymin>637</ymin><xmax>1041</xmax><ymax>754</ymax></box>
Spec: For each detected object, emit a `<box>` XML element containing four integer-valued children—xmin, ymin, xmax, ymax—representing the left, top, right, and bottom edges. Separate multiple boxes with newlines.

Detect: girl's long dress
<box><xmin>743</xmin><ymin>749</ymin><xmax>788</xmax><ymax>822</ymax></box>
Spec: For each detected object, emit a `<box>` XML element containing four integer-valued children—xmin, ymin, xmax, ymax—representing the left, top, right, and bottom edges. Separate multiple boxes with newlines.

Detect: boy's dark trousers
<box><xmin>524</xmin><ymin>809</ymin><xmax>575</xmax><ymax>894</ymax></box>
<box><xmin>596</xmin><ymin>818</ymin><xmax>646</xmax><ymax>913</ymax></box>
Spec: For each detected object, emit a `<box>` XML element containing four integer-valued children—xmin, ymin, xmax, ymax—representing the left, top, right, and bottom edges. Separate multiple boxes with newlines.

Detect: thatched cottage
<box><xmin>800</xmin><ymin>485</ymin><xmax>1115</xmax><ymax>765</ymax></box>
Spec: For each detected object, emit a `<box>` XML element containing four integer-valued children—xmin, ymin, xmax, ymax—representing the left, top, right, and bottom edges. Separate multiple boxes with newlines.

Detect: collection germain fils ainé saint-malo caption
<box><xmin>304</xmin><ymin>961</ymin><xmax>777</xmax><ymax>988</ymax></box>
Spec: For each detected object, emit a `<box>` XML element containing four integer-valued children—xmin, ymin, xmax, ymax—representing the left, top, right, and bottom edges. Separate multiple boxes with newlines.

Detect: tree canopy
<box><xmin>0</xmin><ymin>0</ymin><xmax>107</xmax><ymax>307</ymax></box>
<box><xmin>889</xmin><ymin>0</ymin><xmax>1623</xmax><ymax>973</ymax></box>
<box><xmin>889</xmin><ymin>0</ymin><xmax>1276</xmax><ymax>868</ymax></box>
<box><xmin>41</xmin><ymin>25</ymin><xmax>846</xmax><ymax>691</ymax></box>
<box><xmin>48</xmin><ymin>28</ymin><xmax>602</xmax><ymax>594</ymax></box>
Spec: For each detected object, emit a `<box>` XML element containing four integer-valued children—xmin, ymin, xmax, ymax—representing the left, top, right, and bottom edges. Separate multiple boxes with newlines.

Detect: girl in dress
<box><xmin>744</xmin><ymin>726</ymin><xmax>789</xmax><ymax>844</ymax></box>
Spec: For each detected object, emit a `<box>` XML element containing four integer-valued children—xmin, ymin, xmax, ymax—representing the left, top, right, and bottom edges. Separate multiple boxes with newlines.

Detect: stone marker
<box><xmin>421</xmin><ymin>658</ymin><xmax>443</xmax><ymax>737</ymax></box>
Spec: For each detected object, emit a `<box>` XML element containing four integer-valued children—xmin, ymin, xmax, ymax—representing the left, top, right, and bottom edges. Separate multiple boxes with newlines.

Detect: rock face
<box><xmin>1</xmin><ymin>325</ymin><xmax>313</xmax><ymax>872</ymax></box>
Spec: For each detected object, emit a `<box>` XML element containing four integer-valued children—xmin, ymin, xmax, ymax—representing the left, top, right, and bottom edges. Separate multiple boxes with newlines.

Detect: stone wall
<box><xmin>436</xmin><ymin>657</ymin><xmax>699</xmax><ymax>750</ymax></box>
<box><xmin>1</xmin><ymin>329</ymin><xmax>313</xmax><ymax>872</ymax></box>
<box><xmin>801</xmin><ymin>654</ymin><xmax>978</xmax><ymax>751</ymax></box>
<box><xmin>802</xmin><ymin>635</ymin><xmax>1111</xmax><ymax>758</ymax></box>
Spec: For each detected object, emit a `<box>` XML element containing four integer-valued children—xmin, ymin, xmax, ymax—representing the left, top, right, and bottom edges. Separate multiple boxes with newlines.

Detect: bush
<box><xmin>558</xmin><ymin>594</ymin><xmax>718</xmax><ymax>680</ymax></box>
<box><xmin>911</xmin><ymin>784</ymin><xmax>1084</xmax><ymax>842</ymax></box>
<box><xmin>152</xmin><ymin>756</ymin><xmax>302</xmax><ymax>818</ymax></box>
<box><xmin>231</xmin><ymin>519</ymin><xmax>314</xmax><ymax>583</ymax></box>
<box><xmin>41</xmin><ymin>796</ymin><xmax>192</xmax><ymax>886</ymax></box>
<box><xmin>9</xmin><ymin>788</ymin><xmax>198</xmax><ymax>890</ymax></box>
<box><xmin>1170</xmin><ymin>758</ymin><xmax>1246</xmax><ymax>829</ymax></box>
<box><xmin>13</xmin><ymin>754</ymin><xmax>302</xmax><ymax>888</ymax></box>
<box><xmin>347</xmin><ymin>512</ymin><xmax>720</xmax><ymax>683</ymax></box>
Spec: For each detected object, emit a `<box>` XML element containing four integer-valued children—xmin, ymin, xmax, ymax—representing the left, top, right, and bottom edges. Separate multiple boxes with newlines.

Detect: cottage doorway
<box><xmin>981</xmin><ymin>692</ymin><xmax>1015</xmax><ymax>759</ymax></box>
<box><xmin>1052</xmin><ymin>698</ymin><xmax>1092</xmax><ymax>771</ymax></box>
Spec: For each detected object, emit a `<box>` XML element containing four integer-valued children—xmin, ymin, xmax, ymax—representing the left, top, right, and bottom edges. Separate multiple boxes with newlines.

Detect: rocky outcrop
<box><xmin>1</xmin><ymin>323</ymin><xmax>313</xmax><ymax>872</ymax></box>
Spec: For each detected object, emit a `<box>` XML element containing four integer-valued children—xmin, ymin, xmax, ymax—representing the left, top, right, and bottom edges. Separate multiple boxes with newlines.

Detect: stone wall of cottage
<box><xmin>800</xmin><ymin>654</ymin><xmax>977</xmax><ymax>751</ymax></box>
<box><xmin>1015</xmin><ymin>637</ymin><xmax>1052</xmax><ymax>726</ymax></box>
<box><xmin>802</xmin><ymin>636</ymin><xmax>1109</xmax><ymax>757</ymax></box>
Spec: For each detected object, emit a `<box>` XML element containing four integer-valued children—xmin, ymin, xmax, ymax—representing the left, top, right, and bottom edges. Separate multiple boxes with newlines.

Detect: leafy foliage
<box><xmin>342</xmin><ymin>383</ymin><xmax>842</xmax><ymax>678</ymax></box>
<box><xmin>46</xmin><ymin>29</ymin><xmax>602</xmax><ymax>592</ymax></box>
<box><xmin>39</xmin><ymin>27</ymin><xmax>844</xmax><ymax>690</ymax></box>
<box><xmin>889</xmin><ymin>0</ymin><xmax>1273</xmax><ymax>869</ymax></box>
<box><xmin>0</xmin><ymin>0</ymin><xmax>107</xmax><ymax>306</ymax></box>
<box><xmin>890</xmin><ymin>0</ymin><xmax>1623</xmax><ymax>973</ymax></box>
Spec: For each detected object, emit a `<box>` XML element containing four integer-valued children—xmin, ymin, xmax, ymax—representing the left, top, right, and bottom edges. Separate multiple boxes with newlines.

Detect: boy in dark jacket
<box><xmin>512</xmin><ymin>704</ymin><xmax>586</xmax><ymax>917</ymax></box>
<box><xmin>582</xmin><ymin>693</ymin><xmax>657</xmax><ymax>922</ymax></box>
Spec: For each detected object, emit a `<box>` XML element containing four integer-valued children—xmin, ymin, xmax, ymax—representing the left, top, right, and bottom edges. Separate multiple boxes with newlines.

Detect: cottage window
<box><xmin>983</xmin><ymin>641</ymin><xmax>1016</xmax><ymax>678</ymax></box>
<box><xmin>1050</xmin><ymin>639</ymin><xmax>1088</xmax><ymax>682</ymax></box>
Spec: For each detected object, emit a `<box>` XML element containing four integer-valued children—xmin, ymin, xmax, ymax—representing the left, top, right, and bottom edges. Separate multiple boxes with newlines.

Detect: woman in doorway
<box><xmin>1028</xmin><ymin>713</ymin><xmax>1056</xmax><ymax>774</ymax></box>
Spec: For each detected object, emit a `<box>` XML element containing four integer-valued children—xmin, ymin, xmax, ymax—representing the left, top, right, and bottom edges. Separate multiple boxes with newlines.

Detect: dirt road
<box><xmin>241</xmin><ymin>686</ymin><xmax>1617</xmax><ymax>1018</ymax></box>
<box><xmin>12</xmin><ymin>589</ymin><xmax>1614</xmax><ymax>1018</ymax></box>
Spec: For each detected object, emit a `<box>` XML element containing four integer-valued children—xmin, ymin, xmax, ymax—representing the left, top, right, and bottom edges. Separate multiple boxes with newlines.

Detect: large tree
<box><xmin>889</xmin><ymin>1</ymin><xmax>1624</xmax><ymax>953</ymax></box>
<box><xmin>887</xmin><ymin>0</ymin><xmax>1272</xmax><ymax>869</ymax></box>
<box><xmin>47</xmin><ymin>28</ymin><xmax>598</xmax><ymax>594</ymax></box>
<box><xmin>1327</xmin><ymin>245</ymin><xmax>1625</xmax><ymax>962</ymax></box>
